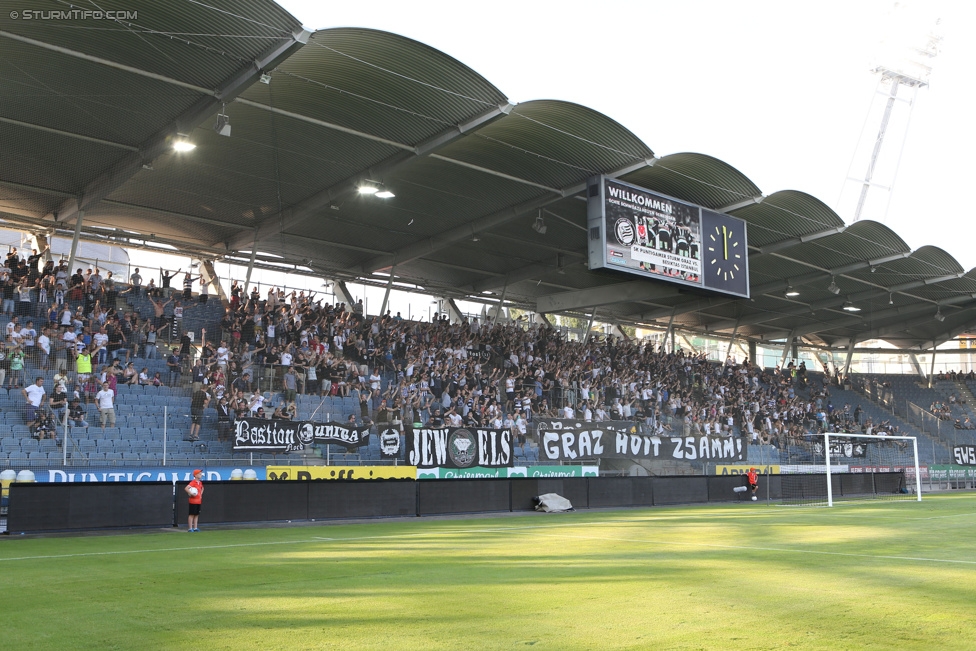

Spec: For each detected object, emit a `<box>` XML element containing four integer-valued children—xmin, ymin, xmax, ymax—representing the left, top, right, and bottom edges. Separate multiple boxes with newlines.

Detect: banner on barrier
<box><xmin>266</xmin><ymin>466</ymin><xmax>416</xmax><ymax>481</ymax></box>
<box><xmin>715</xmin><ymin>464</ymin><xmax>780</xmax><ymax>475</ymax></box>
<box><xmin>813</xmin><ymin>438</ymin><xmax>867</xmax><ymax>458</ymax></box>
<box><xmin>33</xmin><ymin>467</ymin><xmax>267</xmax><ymax>482</ymax></box>
<box><xmin>234</xmin><ymin>418</ymin><xmax>371</xmax><ymax>452</ymax></box>
<box><xmin>379</xmin><ymin>427</ymin><xmax>402</xmax><ymax>460</ymax></box>
<box><xmin>535</xmin><ymin>420</ymin><xmax>745</xmax><ymax>462</ymax></box>
<box><xmin>520</xmin><ymin>465</ymin><xmax>599</xmax><ymax>478</ymax></box>
<box><xmin>953</xmin><ymin>446</ymin><xmax>976</xmax><ymax>465</ymax></box>
<box><xmin>929</xmin><ymin>464</ymin><xmax>976</xmax><ymax>480</ymax></box>
<box><xmin>417</xmin><ymin>466</ymin><xmax>511</xmax><ymax>479</ymax></box>
<box><xmin>406</xmin><ymin>427</ymin><xmax>513</xmax><ymax>468</ymax></box>
<box><xmin>850</xmin><ymin>465</ymin><xmax>928</xmax><ymax>479</ymax></box>
<box><xmin>415</xmin><ymin>465</ymin><xmax>600</xmax><ymax>479</ymax></box>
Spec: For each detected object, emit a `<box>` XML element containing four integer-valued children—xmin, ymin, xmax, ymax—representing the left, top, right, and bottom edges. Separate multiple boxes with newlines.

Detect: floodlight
<box><xmin>358</xmin><ymin>183</ymin><xmax>379</xmax><ymax>195</ymax></box>
<box><xmin>784</xmin><ymin>284</ymin><xmax>800</xmax><ymax>298</ymax></box>
<box><xmin>214</xmin><ymin>113</ymin><xmax>231</xmax><ymax>137</ymax></box>
<box><xmin>827</xmin><ymin>278</ymin><xmax>840</xmax><ymax>295</ymax></box>
<box><xmin>532</xmin><ymin>212</ymin><xmax>547</xmax><ymax>235</ymax></box>
<box><xmin>842</xmin><ymin>299</ymin><xmax>861</xmax><ymax>312</ymax></box>
<box><xmin>375</xmin><ymin>189</ymin><xmax>395</xmax><ymax>199</ymax></box>
<box><xmin>934</xmin><ymin>309</ymin><xmax>945</xmax><ymax>322</ymax></box>
<box><xmin>173</xmin><ymin>137</ymin><xmax>196</xmax><ymax>152</ymax></box>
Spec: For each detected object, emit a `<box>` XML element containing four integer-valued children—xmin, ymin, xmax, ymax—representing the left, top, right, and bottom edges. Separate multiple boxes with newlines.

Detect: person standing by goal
<box><xmin>185</xmin><ymin>469</ymin><xmax>204</xmax><ymax>532</ymax></box>
<box><xmin>746</xmin><ymin>467</ymin><xmax>759</xmax><ymax>500</ymax></box>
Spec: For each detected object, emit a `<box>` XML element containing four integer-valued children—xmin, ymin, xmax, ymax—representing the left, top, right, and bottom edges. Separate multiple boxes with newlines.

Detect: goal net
<box><xmin>778</xmin><ymin>432</ymin><xmax>921</xmax><ymax>506</ymax></box>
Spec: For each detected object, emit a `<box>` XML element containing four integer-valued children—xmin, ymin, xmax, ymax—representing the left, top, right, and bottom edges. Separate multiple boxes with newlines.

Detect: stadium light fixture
<box><xmin>532</xmin><ymin>211</ymin><xmax>547</xmax><ymax>235</ymax></box>
<box><xmin>784</xmin><ymin>284</ymin><xmax>800</xmax><ymax>297</ymax></box>
<box><xmin>842</xmin><ymin>298</ymin><xmax>861</xmax><ymax>312</ymax></box>
<box><xmin>889</xmin><ymin>293</ymin><xmax>895</xmax><ymax>305</ymax></box>
<box><xmin>827</xmin><ymin>278</ymin><xmax>841</xmax><ymax>295</ymax></box>
<box><xmin>214</xmin><ymin>105</ymin><xmax>231</xmax><ymax>137</ymax></box>
<box><xmin>173</xmin><ymin>134</ymin><xmax>195</xmax><ymax>152</ymax></box>
<box><xmin>358</xmin><ymin>181</ymin><xmax>394</xmax><ymax>198</ymax></box>
<box><xmin>934</xmin><ymin>308</ymin><xmax>945</xmax><ymax>322</ymax></box>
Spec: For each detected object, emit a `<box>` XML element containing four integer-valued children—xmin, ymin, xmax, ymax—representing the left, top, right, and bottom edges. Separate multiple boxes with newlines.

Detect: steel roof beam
<box><xmin>224</xmin><ymin>101</ymin><xmax>515</xmax><ymax>252</ymax></box>
<box><xmin>629</xmin><ymin>251</ymin><xmax>914</xmax><ymax>322</ymax></box>
<box><xmin>359</xmin><ymin>157</ymin><xmax>657</xmax><ymax>275</ymax></box>
<box><xmin>43</xmin><ymin>28</ymin><xmax>311</xmax><ymax>225</ymax></box>
<box><xmin>0</xmin><ymin>116</ymin><xmax>139</xmax><ymax>151</ymax></box>
<box><xmin>747</xmin><ymin>224</ymin><xmax>847</xmax><ymax>257</ymax></box>
<box><xmin>717</xmin><ymin>195</ymin><xmax>764</xmax><ymax>212</ymax></box>
<box><xmin>757</xmin><ymin>293</ymin><xmax>976</xmax><ymax>342</ymax></box>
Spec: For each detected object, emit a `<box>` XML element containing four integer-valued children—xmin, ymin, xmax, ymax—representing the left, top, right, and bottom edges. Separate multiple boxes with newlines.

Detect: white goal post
<box><xmin>779</xmin><ymin>431</ymin><xmax>922</xmax><ymax>506</ymax></box>
<box><xmin>824</xmin><ymin>432</ymin><xmax>921</xmax><ymax>506</ymax></box>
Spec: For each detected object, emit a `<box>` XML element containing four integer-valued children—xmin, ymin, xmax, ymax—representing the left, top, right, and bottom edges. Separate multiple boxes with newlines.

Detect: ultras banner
<box><xmin>535</xmin><ymin>419</ymin><xmax>746</xmax><ymax>462</ymax></box>
<box><xmin>234</xmin><ymin>418</ymin><xmax>371</xmax><ymax>452</ymax></box>
<box><xmin>405</xmin><ymin>427</ymin><xmax>513</xmax><ymax>468</ymax></box>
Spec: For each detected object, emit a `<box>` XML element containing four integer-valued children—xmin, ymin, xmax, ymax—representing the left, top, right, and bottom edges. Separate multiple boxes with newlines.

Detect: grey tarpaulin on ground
<box><xmin>534</xmin><ymin>493</ymin><xmax>574</xmax><ymax>512</ymax></box>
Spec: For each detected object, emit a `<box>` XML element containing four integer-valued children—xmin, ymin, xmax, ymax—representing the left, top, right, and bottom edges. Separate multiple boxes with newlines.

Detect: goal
<box><xmin>779</xmin><ymin>432</ymin><xmax>921</xmax><ymax>506</ymax></box>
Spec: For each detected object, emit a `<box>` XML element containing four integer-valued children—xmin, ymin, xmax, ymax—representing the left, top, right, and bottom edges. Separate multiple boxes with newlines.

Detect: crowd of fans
<box><xmin>0</xmin><ymin>246</ymin><xmax>914</xmax><ymax>452</ymax></box>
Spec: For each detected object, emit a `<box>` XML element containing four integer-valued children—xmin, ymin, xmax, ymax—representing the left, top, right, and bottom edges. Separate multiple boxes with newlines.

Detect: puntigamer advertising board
<box><xmin>587</xmin><ymin>175</ymin><xmax>749</xmax><ymax>298</ymax></box>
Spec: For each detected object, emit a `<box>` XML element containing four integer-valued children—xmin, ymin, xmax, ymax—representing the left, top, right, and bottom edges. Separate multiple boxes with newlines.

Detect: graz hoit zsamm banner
<box><xmin>406</xmin><ymin>427</ymin><xmax>513</xmax><ymax>468</ymax></box>
<box><xmin>234</xmin><ymin>418</ymin><xmax>371</xmax><ymax>452</ymax></box>
<box><xmin>536</xmin><ymin>420</ymin><xmax>746</xmax><ymax>462</ymax></box>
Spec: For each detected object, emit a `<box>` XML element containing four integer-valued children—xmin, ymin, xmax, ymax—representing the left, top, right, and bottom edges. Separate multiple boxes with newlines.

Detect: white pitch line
<box><xmin>1</xmin><ymin>512</ymin><xmax>973</xmax><ymax>566</ymax></box>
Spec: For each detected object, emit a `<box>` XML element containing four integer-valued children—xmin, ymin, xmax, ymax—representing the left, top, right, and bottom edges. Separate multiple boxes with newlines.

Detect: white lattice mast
<box><xmin>840</xmin><ymin>3</ymin><xmax>942</xmax><ymax>223</ymax></box>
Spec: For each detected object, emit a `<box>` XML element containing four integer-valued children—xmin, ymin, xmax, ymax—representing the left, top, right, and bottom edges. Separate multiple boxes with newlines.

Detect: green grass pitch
<box><xmin>2</xmin><ymin>492</ymin><xmax>974</xmax><ymax>650</ymax></box>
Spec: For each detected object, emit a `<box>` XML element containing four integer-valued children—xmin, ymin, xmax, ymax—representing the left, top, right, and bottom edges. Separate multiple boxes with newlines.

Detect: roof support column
<box><xmin>442</xmin><ymin>297</ymin><xmax>465</xmax><ymax>324</ymax></box>
<box><xmin>612</xmin><ymin>323</ymin><xmax>630</xmax><ymax>342</ymax></box>
<box><xmin>379</xmin><ymin>266</ymin><xmax>396</xmax><ymax>318</ymax></box>
<box><xmin>583</xmin><ymin>310</ymin><xmax>598</xmax><ymax>345</ymax></box>
<box><xmin>779</xmin><ymin>328</ymin><xmax>797</xmax><ymax>369</ymax></box>
<box><xmin>493</xmin><ymin>282</ymin><xmax>509</xmax><ymax>324</ymax></box>
<box><xmin>723</xmin><ymin>322</ymin><xmax>740</xmax><ymax>369</ymax></box>
<box><xmin>332</xmin><ymin>280</ymin><xmax>356</xmax><ymax>309</ymax></box>
<box><xmin>843</xmin><ymin>338</ymin><xmax>857</xmax><ymax>378</ymax></box>
<box><xmin>928</xmin><ymin>348</ymin><xmax>937</xmax><ymax>389</ymax></box>
<box><xmin>908</xmin><ymin>353</ymin><xmax>925</xmax><ymax>380</ymax></box>
<box><xmin>200</xmin><ymin>260</ymin><xmax>228</xmax><ymax>305</ymax></box>
<box><xmin>664</xmin><ymin>309</ymin><xmax>676</xmax><ymax>354</ymax></box>
<box><xmin>243</xmin><ymin>235</ymin><xmax>257</xmax><ymax>297</ymax></box>
<box><xmin>66</xmin><ymin>209</ymin><xmax>84</xmax><ymax>279</ymax></box>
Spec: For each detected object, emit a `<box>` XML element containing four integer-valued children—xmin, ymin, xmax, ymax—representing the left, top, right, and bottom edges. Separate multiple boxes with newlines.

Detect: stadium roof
<box><xmin>1</xmin><ymin>0</ymin><xmax>975</xmax><ymax>352</ymax></box>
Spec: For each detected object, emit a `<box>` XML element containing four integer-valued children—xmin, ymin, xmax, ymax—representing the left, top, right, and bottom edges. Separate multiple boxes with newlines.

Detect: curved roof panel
<box><xmin>622</xmin><ymin>152</ymin><xmax>761</xmax><ymax>210</ymax></box>
<box><xmin>245</xmin><ymin>28</ymin><xmax>509</xmax><ymax>147</ymax></box>
<box><xmin>735</xmin><ymin>190</ymin><xmax>846</xmax><ymax>249</ymax></box>
<box><xmin>433</xmin><ymin>100</ymin><xmax>653</xmax><ymax>191</ymax></box>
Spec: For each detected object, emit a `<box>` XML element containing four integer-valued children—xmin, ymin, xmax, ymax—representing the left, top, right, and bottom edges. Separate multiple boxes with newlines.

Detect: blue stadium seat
<box><xmin>8</xmin><ymin>451</ymin><xmax>27</xmax><ymax>464</ymax></box>
<box><xmin>20</xmin><ymin>438</ymin><xmax>39</xmax><ymax>453</ymax></box>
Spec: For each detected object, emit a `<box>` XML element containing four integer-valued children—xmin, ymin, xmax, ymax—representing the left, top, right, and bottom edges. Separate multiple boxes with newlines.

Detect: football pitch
<box><xmin>2</xmin><ymin>492</ymin><xmax>974</xmax><ymax>650</ymax></box>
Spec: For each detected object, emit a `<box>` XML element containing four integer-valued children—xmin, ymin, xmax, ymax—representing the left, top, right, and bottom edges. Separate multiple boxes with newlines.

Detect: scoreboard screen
<box><xmin>587</xmin><ymin>176</ymin><xmax>749</xmax><ymax>298</ymax></box>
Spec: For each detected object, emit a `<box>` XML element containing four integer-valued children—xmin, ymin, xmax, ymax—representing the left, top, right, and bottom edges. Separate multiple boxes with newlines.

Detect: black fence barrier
<box><xmin>5</xmin><ymin>472</ymin><xmax>910</xmax><ymax>533</ymax></box>
<box><xmin>8</xmin><ymin>482</ymin><xmax>174</xmax><ymax>532</ymax></box>
<box><xmin>418</xmin><ymin>479</ymin><xmax>511</xmax><ymax>516</ymax></box>
<box><xmin>308</xmin><ymin>480</ymin><xmax>416</xmax><ymax>520</ymax></box>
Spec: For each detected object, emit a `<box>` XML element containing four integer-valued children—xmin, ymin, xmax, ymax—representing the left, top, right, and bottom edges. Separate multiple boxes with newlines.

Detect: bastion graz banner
<box><xmin>536</xmin><ymin>419</ymin><xmax>746</xmax><ymax>462</ymax></box>
<box><xmin>234</xmin><ymin>417</ymin><xmax>371</xmax><ymax>452</ymax></box>
<box><xmin>406</xmin><ymin>427</ymin><xmax>513</xmax><ymax>469</ymax></box>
